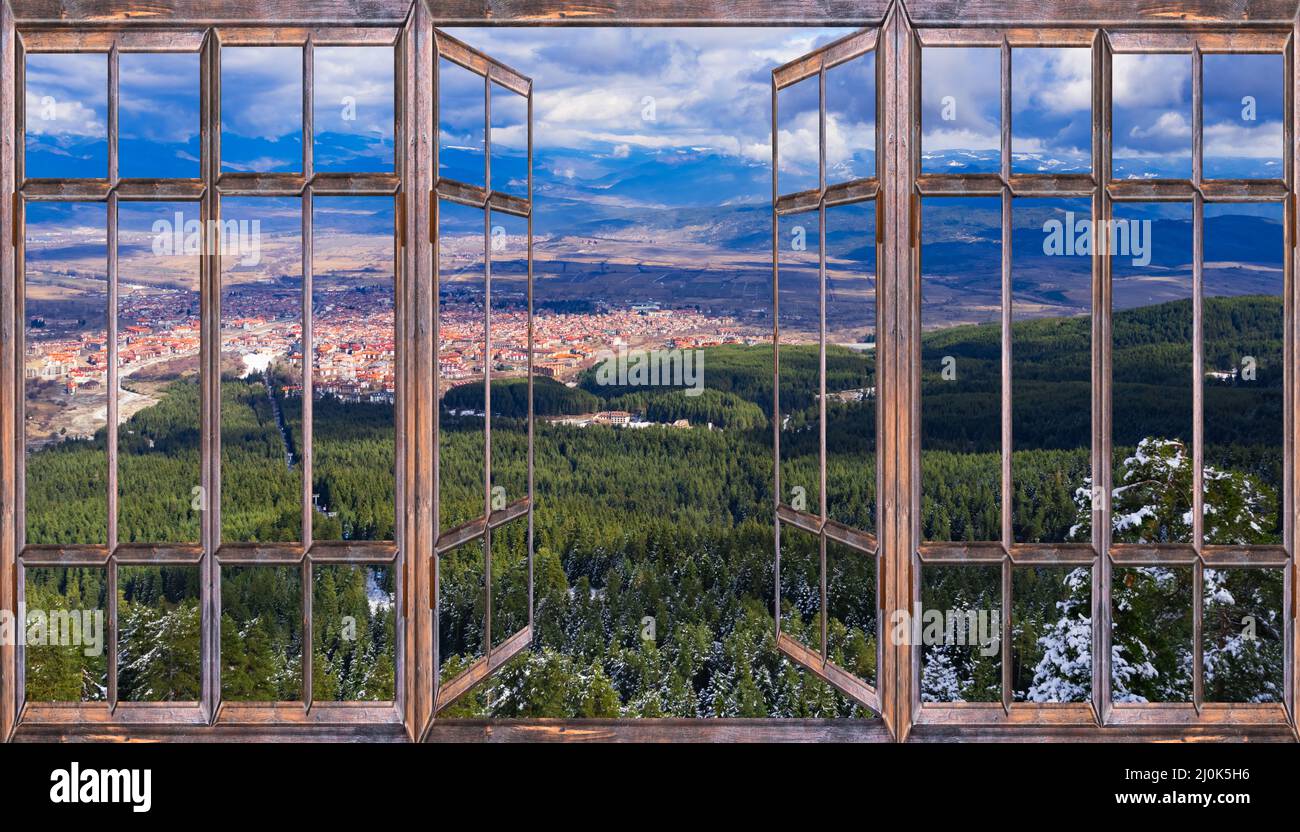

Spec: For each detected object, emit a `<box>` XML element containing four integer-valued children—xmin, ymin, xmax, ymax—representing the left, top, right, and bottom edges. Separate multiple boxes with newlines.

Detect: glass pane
<box><xmin>777</xmin><ymin>211</ymin><xmax>819</xmax><ymax>514</ymax></box>
<box><xmin>490</xmin><ymin>518</ymin><xmax>529</xmax><ymax>648</ymax></box>
<box><xmin>1203</xmin><ymin>203</ymin><xmax>1284</xmax><ymax>545</ymax></box>
<box><xmin>24</xmin><ymin>202</ymin><xmax>108</xmax><ymax>546</ymax></box>
<box><xmin>117</xmin><ymin>202</ymin><xmax>201</xmax><ymax>544</ymax></box>
<box><xmin>24</xmin><ymin>53</ymin><xmax>108</xmax><ymax>179</ymax></box>
<box><xmin>311</xmin><ymin>196</ymin><xmax>396</xmax><ymax>541</ymax></box>
<box><xmin>220</xmin><ymin>197</ymin><xmax>303</xmax><ymax>543</ymax></box>
<box><xmin>312</xmin><ymin>564</ymin><xmax>396</xmax><ymax>701</ymax></box>
<box><xmin>921</xmin><ymin>197</ymin><xmax>1001</xmax><ymax>542</ymax></box>
<box><xmin>919</xmin><ymin>564</ymin><xmax>1002</xmax><ymax>703</ymax></box>
<box><xmin>220</xmin><ymin>566</ymin><xmax>302</xmax><ymax>701</ymax></box>
<box><xmin>826</xmin><ymin>540</ymin><xmax>876</xmax><ymax>688</ymax></box>
<box><xmin>221</xmin><ymin>46</ymin><xmax>303</xmax><ymax>173</ymax></box>
<box><xmin>439</xmin><ymin>200</ymin><xmax>487</xmax><ymax>531</ymax></box>
<box><xmin>1011</xmin><ymin>47</ymin><xmax>1090</xmax><ymax>174</ymax></box>
<box><xmin>313</xmin><ymin>46</ymin><xmax>395</xmax><ymax>173</ymax></box>
<box><xmin>1012</xmin><ymin>566</ymin><xmax>1090</xmax><ymax>703</ymax></box>
<box><xmin>1203</xmin><ymin>568</ymin><xmax>1283</xmax><ymax>703</ymax></box>
<box><xmin>439</xmin><ymin>57</ymin><xmax>486</xmax><ymax>187</ymax></box>
<box><xmin>1011</xmin><ymin>198</ymin><xmax>1091</xmax><ymax>544</ymax></box>
<box><xmin>118</xmin><ymin>566</ymin><xmax>201</xmax><ymax>701</ymax></box>
<box><xmin>824</xmin><ymin>52</ymin><xmax>875</xmax><ymax>182</ymax></box>
<box><xmin>489</xmin><ymin>211</ymin><xmax>529</xmax><ymax>509</ymax></box>
<box><xmin>921</xmin><ymin>47</ymin><xmax>1000</xmax><ymax>173</ymax></box>
<box><xmin>1203</xmin><ymin>54</ymin><xmax>1283</xmax><ymax>180</ymax></box>
<box><xmin>490</xmin><ymin>83</ymin><xmax>528</xmax><ymax>198</ymax></box>
<box><xmin>24</xmin><ymin>567</ymin><xmax>108</xmax><ymax>702</ymax></box>
<box><xmin>778</xmin><ymin>523</ymin><xmax>822</xmax><ymax>653</ymax></box>
<box><xmin>1111</xmin><ymin>566</ymin><xmax>1192</xmax><ymax>703</ymax></box>
<box><xmin>438</xmin><ymin>536</ymin><xmax>486</xmax><ymax>699</ymax></box>
<box><xmin>776</xmin><ymin>74</ymin><xmax>819</xmax><ymax>194</ymax></box>
<box><xmin>1112</xmin><ymin>54</ymin><xmax>1192</xmax><ymax>180</ymax></box>
<box><xmin>1112</xmin><ymin>203</ymin><xmax>1193</xmax><ymax>544</ymax></box>
<box><xmin>120</xmin><ymin>53</ymin><xmax>201</xmax><ymax>179</ymax></box>
<box><xmin>825</xmin><ymin>201</ymin><xmax>875</xmax><ymax>532</ymax></box>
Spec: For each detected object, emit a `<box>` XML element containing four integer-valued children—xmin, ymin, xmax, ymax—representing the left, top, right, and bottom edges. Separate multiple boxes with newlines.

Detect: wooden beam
<box><xmin>0</xmin><ymin>0</ymin><xmax>18</xmax><ymax>744</ymax></box>
<box><xmin>906</xmin><ymin>0</ymin><xmax>1300</xmax><ymax>27</ymax></box>
<box><xmin>11</xmin><ymin>0</ymin><xmax>412</xmax><ymax>25</ymax></box>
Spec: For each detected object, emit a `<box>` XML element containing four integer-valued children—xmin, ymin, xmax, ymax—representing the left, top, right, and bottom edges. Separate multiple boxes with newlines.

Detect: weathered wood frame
<box><xmin>1</xmin><ymin>0</ymin><xmax>1298</xmax><ymax>743</ymax></box>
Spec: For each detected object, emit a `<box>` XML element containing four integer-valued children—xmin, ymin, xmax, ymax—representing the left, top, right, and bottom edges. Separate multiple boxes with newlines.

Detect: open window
<box><xmin>772</xmin><ymin>29</ymin><xmax>882</xmax><ymax>715</ymax></box>
<box><xmin>428</xmin><ymin>31</ymin><xmax>535</xmax><ymax>722</ymax></box>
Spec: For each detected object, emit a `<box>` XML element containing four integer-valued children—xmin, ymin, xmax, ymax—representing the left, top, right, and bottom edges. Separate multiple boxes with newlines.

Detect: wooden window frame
<box><xmin>1</xmin><ymin>0</ymin><xmax>1298</xmax><ymax>743</ymax></box>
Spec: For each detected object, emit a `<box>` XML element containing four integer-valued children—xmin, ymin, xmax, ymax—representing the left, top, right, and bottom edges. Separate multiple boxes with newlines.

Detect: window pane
<box><xmin>825</xmin><ymin>201</ymin><xmax>875</xmax><ymax>532</ymax></box>
<box><xmin>439</xmin><ymin>200</ymin><xmax>487</xmax><ymax>531</ymax></box>
<box><xmin>117</xmin><ymin>202</ymin><xmax>201</xmax><ymax>544</ymax></box>
<box><xmin>120</xmin><ymin>53</ymin><xmax>200</xmax><ymax>179</ymax></box>
<box><xmin>1113</xmin><ymin>54</ymin><xmax>1192</xmax><ymax>180</ymax></box>
<box><xmin>221</xmin><ymin>46</ymin><xmax>303</xmax><ymax>173</ymax></box>
<box><xmin>1012</xmin><ymin>47</ymin><xmax>1090</xmax><ymax>174</ymax></box>
<box><xmin>24</xmin><ymin>202</ymin><xmax>108</xmax><ymax>546</ymax></box>
<box><xmin>118</xmin><ymin>566</ymin><xmax>201</xmax><ymax>701</ymax></box>
<box><xmin>1111</xmin><ymin>566</ymin><xmax>1192</xmax><ymax>703</ymax></box>
<box><xmin>489</xmin><ymin>211</ymin><xmax>529</xmax><ymax>509</ymax></box>
<box><xmin>439</xmin><ymin>57</ymin><xmax>486</xmax><ymax>187</ymax></box>
<box><xmin>1012</xmin><ymin>198</ymin><xmax>1091</xmax><ymax>544</ymax></box>
<box><xmin>1112</xmin><ymin>203</ymin><xmax>1193</xmax><ymax>544</ymax></box>
<box><xmin>437</xmin><ymin>536</ymin><xmax>486</xmax><ymax>707</ymax></box>
<box><xmin>24</xmin><ymin>567</ymin><xmax>108</xmax><ymax>702</ymax></box>
<box><xmin>777</xmin><ymin>211</ymin><xmax>819</xmax><ymax>514</ymax></box>
<box><xmin>776</xmin><ymin>74</ymin><xmax>819</xmax><ymax>194</ymax></box>
<box><xmin>824</xmin><ymin>52</ymin><xmax>875</xmax><ymax>182</ymax></box>
<box><xmin>1203</xmin><ymin>568</ymin><xmax>1283</xmax><ymax>703</ymax></box>
<box><xmin>1203</xmin><ymin>203</ymin><xmax>1284</xmax><ymax>545</ymax></box>
<box><xmin>826</xmin><ymin>540</ymin><xmax>876</xmax><ymax>688</ymax></box>
<box><xmin>1012</xmin><ymin>566</ymin><xmax>1090</xmax><ymax>703</ymax></box>
<box><xmin>920</xmin><ymin>564</ymin><xmax>1001</xmax><ymax>703</ymax></box>
<box><xmin>313</xmin><ymin>46</ymin><xmax>395</xmax><ymax>173</ymax></box>
<box><xmin>220</xmin><ymin>197</ymin><xmax>303</xmax><ymax>543</ymax></box>
<box><xmin>24</xmin><ymin>53</ymin><xmax>108</xmax><ymax>179</ymax></box>
<box><xmin>311</xmin><ymin>196</ymin><xmax>396</xmax><ymax>541</ymax></box>
<box><xmin>779</xmin><ymin>524</ymin><xmax>822</xmax><ymax>653</ymax></box>
<box><xmin>490</xmin><ymin>83</ymin><xmax>528</xmax><ymax>198</ymax></box>
<box><xmin>220</xmin><ymin>566</ymin><xmax>302</xmax><ymax>701</ymax></box>
<box><xmin>1203</xmin><ymin>54</ymin><xmax>1283</xmax><ymax>180</ymax></box>
<box><xmin>921</xmin><ymin>47</ymin><xmax>1000</xmax><ymax>173</ymax></box>
<box><xmin>921</xmin><ymin>197</ymin><xmax>1001</xmax><ymax>542</ymax></box>
<box><xmin>490</xmin><ymin>518</ymin><xmax>529</xmax><ymax>647</ymax></box>
<box><xmin>312</xmin><ymin>564</ymin><xmax>396</xmax><ymax>701</ymax></box>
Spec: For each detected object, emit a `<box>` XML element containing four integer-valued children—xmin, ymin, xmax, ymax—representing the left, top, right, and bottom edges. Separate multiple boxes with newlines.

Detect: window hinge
<box><xmin>875</xmin><ymin>198</ymin><xmax>884</xmax><ymax>244</ymax></box>
<box><xmin>429</xmin><ymin>189</ymin><xmax>436</xmax><ymax>245</ymax></box>
<box><xmin>908</xmin><ymin>191</ymin><xmax>919</xmax><ymax>248</ymax></box>
<box><xmin>11</xmin><ymin>193</ymin><xmax>18</xmax><ymax>247</ymax></box>
<box><xmin>1292</xmin><ymin>193</ymin><xmax>1297</xmax><ymax>250</ymax></box>
<box><xmin>396</xmin><ymin>200</ymin><xmax>406</xmax><ymax>249</ymax></box>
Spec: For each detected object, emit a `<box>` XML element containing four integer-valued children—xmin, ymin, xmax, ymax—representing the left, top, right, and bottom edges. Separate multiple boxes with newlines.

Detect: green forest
<box><xmin>23</xmin><ymin>296</ymin><xmax>1285</xmax><ymax>710</ymax></box>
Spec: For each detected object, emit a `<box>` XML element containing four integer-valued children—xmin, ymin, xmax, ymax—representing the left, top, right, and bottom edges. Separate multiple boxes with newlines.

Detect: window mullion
<box><xmin>1191</xmin><ymin>42</ymin><xmax>1206</xmax><ymax>714</ymax></box>
<box><xmin>199</xmin><ymin>28</ymin><xmax>221</xmax><ymax>724</ymax></box>
<box><xmin>999</xmin><ymin>35</ymin><xmax>1013</xmax><ymax>713</ymax></box>
<box><xmin>301</xmin><ymin>35</ymin><xmax>315</xmax><ymax>708</ymax></box>
<box><xmin>1092</xmin><ymin>29</ymin><xmax>1114</xmax><ymax>726</ymax></box>
<box><xmin>105</xmin><ymin>41</ymin><xmax>120</xmax><ymax>710</ymax></box>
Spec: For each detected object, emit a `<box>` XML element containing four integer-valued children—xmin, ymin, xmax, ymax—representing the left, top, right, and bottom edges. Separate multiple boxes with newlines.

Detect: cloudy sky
<box><xmin>23</xmin><ymin>33</ymin><xmax>1286</xmax><ymax>187</ymax></box>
